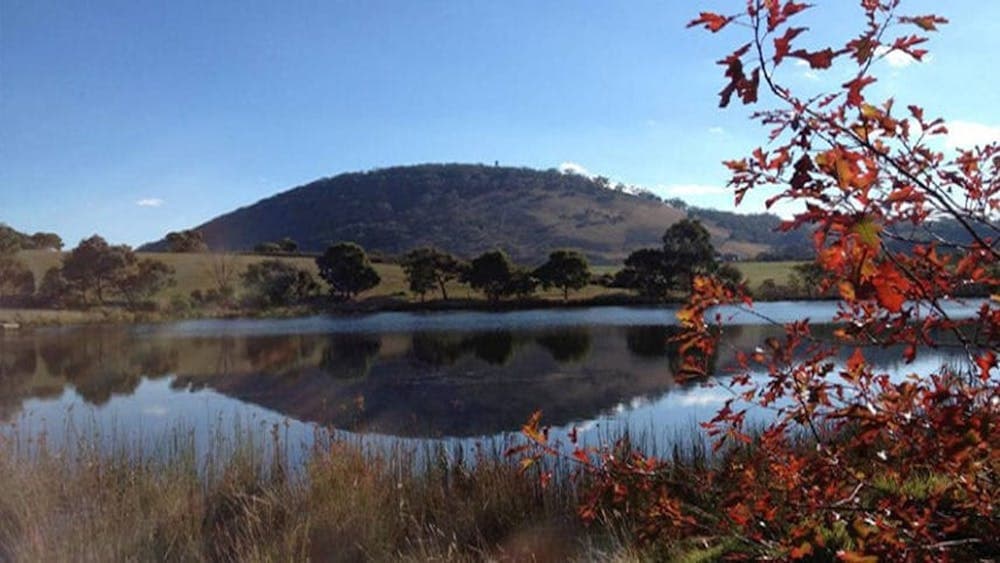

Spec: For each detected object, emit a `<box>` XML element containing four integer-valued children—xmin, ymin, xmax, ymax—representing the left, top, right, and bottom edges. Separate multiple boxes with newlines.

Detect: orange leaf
<box><xmin>521</xmin><ymin>410</ymin><xmax>547</xmax><ymax>445</ymax></box>
<box><xmin>976</xmin><ymin>351</ymin><xmax>997</xmax><ymax>382</ymax></box>
<box><xmin>838</xmin><ymin>280</ymin><xmax>856</xmax><ymax>301</ymax></box>
<box><xmin>847</xmin><ymin>347</ymin><xmax>865</xmax><ymax>373</ymax></box>
<box><xmin>790</xmin><ymin>541</ymin><xmax>814</xmax><ymax>559</ymax></box>
<box><xmin>873</xmin><ymin>262</ymin><xmax>908</xmax><ymax>313</ymax></box>
<box><xmin>838</xmin><ymin>552</ymin><xmax>878</xmax><ymax>563</ymax></box>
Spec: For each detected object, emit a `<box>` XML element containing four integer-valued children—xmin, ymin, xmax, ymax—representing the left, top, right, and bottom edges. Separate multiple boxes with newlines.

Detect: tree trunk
<box><xmin>438</xmin><ymin>278</ymin><xmax>449</xmax><ymax>301</ymax></box>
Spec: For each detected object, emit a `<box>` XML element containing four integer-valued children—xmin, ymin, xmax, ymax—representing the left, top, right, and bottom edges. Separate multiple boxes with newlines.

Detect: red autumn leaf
<box><xmin>847</xmin><ymin>36</ymin><xmax>876</xmax><ymax>64</ymax></box>
<box><xmin>976</xmin><ymin>351</ymin><xmax>997</xmax><ymax>382</ymax></box>
<box><xmin>790</xmin><ymin>47</ymin><xmax>836</xmax><ymax>69</ymax></box>
<box><xmin>742</xmin><ymin>67</ymin><xmax>761</xmax><ymax>104</ymax></box>
<box><xmin>774</xmin><ymin>27</ymin><xmax>807</xmax><ymax>64</ymax></box>
<box><xmin>687</xmin><ymin>11</ymin><xmax>733</xmax><ymax>32</ymax></box>
<box><xmin>890</xmin><ymin>35</ymin><xmax>929</xmax><ymax>61</ymax></box>
<box><xmin>782</xmin><ymin>1</ymin><xmax>812</xmax><ymax>18</ymax></box>
<box><xmin>899</xmin><ymin>14</ymin><xmax>949</xmax><ymax>31</ymax></box>
<box><xmin>766</xmin><ymin>1</ymin><xmax>812</xmax><ymax>31</ymax></box>
<box><xmin>843</xmin><ymin>75</ymin><xmax>877</xmax><ymax>107</ymax></box>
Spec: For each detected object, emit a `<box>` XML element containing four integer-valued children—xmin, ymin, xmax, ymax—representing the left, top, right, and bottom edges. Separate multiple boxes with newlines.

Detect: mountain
<box><xmin>142</xmin><ymin>163</ymin><xmax>771</xmax><ymax>264</ymax></box>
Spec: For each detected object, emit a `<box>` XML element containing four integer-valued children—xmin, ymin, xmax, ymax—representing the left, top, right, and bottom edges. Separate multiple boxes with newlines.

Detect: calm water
<box><xmin>0</xmin><ymin>301</ymin><xmax>979</xmax><ymax>458</ymax></box>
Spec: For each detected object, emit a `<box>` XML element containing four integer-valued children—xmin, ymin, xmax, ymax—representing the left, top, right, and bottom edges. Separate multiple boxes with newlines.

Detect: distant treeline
<box><xmin>0</xmin><ymin>224</ymin><xmax>63</xmax><ymax>252</ymax></box>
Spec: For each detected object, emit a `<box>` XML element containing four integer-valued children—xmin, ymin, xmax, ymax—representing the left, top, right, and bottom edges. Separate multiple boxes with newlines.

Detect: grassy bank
<box><xmin>4</xmin><ymin>418</ymin><xmax>991</xmax><ymax>560</ymax></box>
<box><xmin>0</xmin><ymin>427</ymin><xmax>665</xmax><ymax>562</ymax></box>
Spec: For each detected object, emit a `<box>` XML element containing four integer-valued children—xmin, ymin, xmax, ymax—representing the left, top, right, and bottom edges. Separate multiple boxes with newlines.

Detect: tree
<box><xmin>790</xmin><ymin>261</ymin><xmax>826</xmax><ymax>298</ymax></box>
<box><xmin>165</xmin><ymin>230</ymin><xmax>207</xmax><ymax>253</ymax></box>
<box><xmin>277</xmin><ymin>237</ymin><xmax>298</xmax><ymax>253</ymax></box>
<box><xmin>615</xmin><ymin>248</ymin><xmax>671</xmax><ymax>300</ymax></box>
<box><xmin>61</xmin><ymin>235</ymin><xmax>135</xmax><ymax>305</ymax></box>
<box><xmin>661</xmin><ymin>218</ymin><xmax>717</xmax><ymax>291</ymax></box>
<box><xmin>205</xmin><ymin>253</ymin><xmax>238</xmax><ymax>304</ymax></box>
<box><xmin>241</xmin><ymin>259</ymin><xmax>318</xmax><ymax>307</ymax></box>
<box><xmin>534</xmin><ymin>250</ymin><xmax>591</xmax><ymax>301</ymax></box>
<box><xmin>517</xmin><ymin>3</ymin><xmax>999</xmax><ymax>559</ymax></box>
<box><xmin>29</xmin><ymin>232</ymin><xmax>63</xmax><ymax>251</ymax></box>
<box><xmin>505</xmin><ymin>267</ymin><xmax>538</xmax><ymax>300</ymax></box>
<box><xmin>0</xmin><ymin>255</ymin><xmax>34</xmax><ymax>303</ymax></box>
<box><xmin>401</xmin><ymin>247</ymin><xmax>464</xmax><ymax>301</ymax></box>
<box><xmin>115</xmin><ymin>258</ymin><xmax>175</xmax><ymax>310</ymax></box>
<box><xmin>315</xmin><ymin>242</ymin><xmax>380</xmax><ymax>300</ymax></box>
<box><xmin>714</xmin><ymin>262</ymin><xmax>744</xmax><ymax>291</ymax></box>
<box><xmin>0</xmin><ymin>225</ymin><xmax>21</xmax><ymax>255</ymax></box>
<box><xmin>37</xmin><ymin>266</ymin><xmax>69</xmax><ymax>307</ymax></box>
<box><xmin>463</xmin><ymin>250</ymin><xmax>515</xmax><ymax>302</ymax></box>
<box><xmin>254</xmin><ymin>242</ymin><xmax>282</xmax><ymax>255</ymax></box>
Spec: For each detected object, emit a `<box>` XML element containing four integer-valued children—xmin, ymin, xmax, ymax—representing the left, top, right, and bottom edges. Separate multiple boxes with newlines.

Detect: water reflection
<box><xmin>0</xmin><ymin>308</ymin><xmax>975</xmax><ymax>442</ymax></box>
<box><xmin>536</xmin><ymin>329</ymin><xmax>591</xmax><ymax>363</ymax></box>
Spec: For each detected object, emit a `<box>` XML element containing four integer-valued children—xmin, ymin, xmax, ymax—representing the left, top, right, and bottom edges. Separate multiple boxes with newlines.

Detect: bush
<box><xmin>241</xmin><ymin>259</ymin><xmax>318</xmax><ymax>308</ymax></box>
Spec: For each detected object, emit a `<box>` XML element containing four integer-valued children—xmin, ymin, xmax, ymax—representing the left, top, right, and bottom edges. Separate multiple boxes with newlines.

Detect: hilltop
<box><xmin>141</xmin><ymin>164</ymin><xmax>771</xmax><ymax>264</ymax></box>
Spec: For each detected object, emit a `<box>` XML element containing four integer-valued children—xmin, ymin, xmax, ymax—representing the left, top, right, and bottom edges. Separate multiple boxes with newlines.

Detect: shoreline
<box><xmin>0</xmin><ymin>292</ymin><xmax>862</xmax><ymax>329</ymax></box>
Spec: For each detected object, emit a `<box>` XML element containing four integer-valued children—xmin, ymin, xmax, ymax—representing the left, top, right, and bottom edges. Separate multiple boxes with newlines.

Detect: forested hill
<box><xmin>141</xmin><ymin>164</ymin><xmax>771</xmax><ymax>264</ymax></box>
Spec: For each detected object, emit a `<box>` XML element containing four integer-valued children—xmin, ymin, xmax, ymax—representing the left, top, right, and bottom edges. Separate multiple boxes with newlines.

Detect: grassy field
<box><xmin>730</xmin><ymin>260</ymin><xmax>802</xmax><ymax>289</ymax></box>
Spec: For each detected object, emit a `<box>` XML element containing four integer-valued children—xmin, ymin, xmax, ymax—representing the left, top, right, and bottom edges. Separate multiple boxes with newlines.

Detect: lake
<box><xmin>0</xmin><ymin>301</ymin><xmax>980</xmax><ymax>460</ymax></box>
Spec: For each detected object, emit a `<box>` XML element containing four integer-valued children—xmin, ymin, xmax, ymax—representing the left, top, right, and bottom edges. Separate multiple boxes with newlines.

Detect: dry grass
<box><xmin>0</xmin><ymin>426</ymin><xmax>648</xmax><ymax>562</ymax></box>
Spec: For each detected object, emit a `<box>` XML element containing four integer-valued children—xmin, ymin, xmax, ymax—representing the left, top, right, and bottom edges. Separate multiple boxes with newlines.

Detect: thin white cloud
<box><xmin>558</xmin><ymin>161</ymin><xmax>593</xmax><ymax>177</ymax></box>
<box><xmin>708</xmin><ymin>126</ymin><xmax>726</xmax><ymax>135</ymax></box>
<box><xmin>875</xmin><ymin>45</ymin><xmax>918</xmax><ymax>68</ymax></box>
<box><xmin>136</xmin><ymin>198</ymin><xmax>165</xmax><ymax>208</ymax></box>
<box><xmin>945</xmin><ymin>120</ymin><xmax>1000</xmax><ymax>149</ymax></box>
<box><xmin>802</xmin><ymin>71</ymin><xmax>819</xmax><ymax>81</ymax></box>
<box><xmin>660</xmin><ymin>184</ymin><xmax>729</xmax><ymax>196</ymax></box>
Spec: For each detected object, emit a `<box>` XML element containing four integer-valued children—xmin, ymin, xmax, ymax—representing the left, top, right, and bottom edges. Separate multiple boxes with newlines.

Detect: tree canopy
<box><xmin>463</xmin><ymin>250</ymin><xmax>515</xmax><ymax>302</ymax></box>
<box><xmin>401</xmin><ymin>247</ymin><xmax>464</xmax><ymax>301</ymax></box>
<box><xmin>660</xmin><ymin>219</ymin><xmax>716</xmax><ymax>291</ymax></box>
<box><xmin>315</xmin><ymin>242</ymin><xmax>380</xmax><ymax>300</ymax></box>
<box><xmin>534</xmin><ymin>250</ymin><xmax>591</xmax><ymax>301</ymax></box>
<box><xmin>165</xmin><ymin>230</ymin><xmax>208</xmax><ymax>253</ymax></box>
<box><xmin>60</xmin><ymin>235</ymin><xmax>174</xmax><ymax>308</ymax></box>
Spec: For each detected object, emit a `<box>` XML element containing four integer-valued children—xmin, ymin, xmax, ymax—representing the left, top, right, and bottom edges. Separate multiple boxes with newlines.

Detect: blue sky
<box><xmin>2</xmin><ymin>0</ymin><xmax>998</xmax><ymax>246</ymax></box>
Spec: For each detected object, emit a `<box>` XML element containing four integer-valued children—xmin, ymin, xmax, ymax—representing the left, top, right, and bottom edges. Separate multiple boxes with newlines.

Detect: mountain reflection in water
<box><xmin>0</xmin><ymin>307</ymin><xmax>973</xmax><ymax>442</ymax></box>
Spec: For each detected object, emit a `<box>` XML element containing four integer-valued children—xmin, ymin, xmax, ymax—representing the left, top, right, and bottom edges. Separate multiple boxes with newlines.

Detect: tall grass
<box><xmin>0</xmin><ymin>421</ymin><xmax>654</xmax><ymax>562</ymax></box>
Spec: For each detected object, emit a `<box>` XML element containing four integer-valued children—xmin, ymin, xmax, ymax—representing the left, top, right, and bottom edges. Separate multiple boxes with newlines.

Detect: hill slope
<box><xmin>142</xmin><ymin>164</ymin><xmax>766</xmax><ymax>264</ymax></box>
